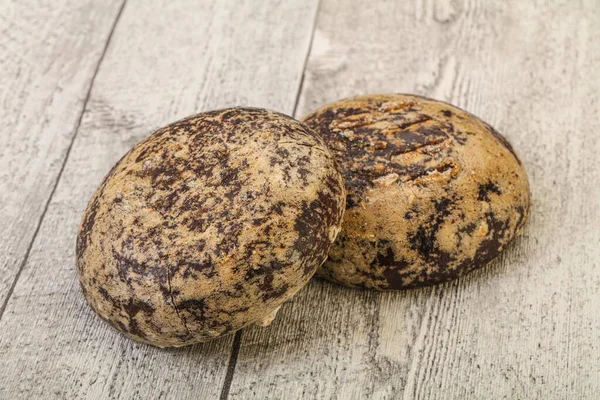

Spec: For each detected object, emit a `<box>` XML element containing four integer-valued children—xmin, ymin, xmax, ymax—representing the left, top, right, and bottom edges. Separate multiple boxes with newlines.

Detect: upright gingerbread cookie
<box><xmin>303</xmin><ymin>94</ymin><xmax>531</xmax><ymax>290</ymax></box>
<box><xmin>76</xmin><ymin>108</ymin><xmax>345</xmax><ymax>347</ymax></box>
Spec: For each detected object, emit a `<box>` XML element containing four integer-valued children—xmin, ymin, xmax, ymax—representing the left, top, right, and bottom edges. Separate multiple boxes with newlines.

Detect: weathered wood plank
<box><xmin>0</xmin><ymin>0</ymin><xmax>124</xmax><ymax>312</ymax></box>
<box><xmin>228</xmin><ymin>0</ymin><xmax>600</xmax><ymax>399</ymax></box>
<box><xmin>0</xmin><ymin>0</ymin><xmax>319</xmax><ymax>398</ymax></box>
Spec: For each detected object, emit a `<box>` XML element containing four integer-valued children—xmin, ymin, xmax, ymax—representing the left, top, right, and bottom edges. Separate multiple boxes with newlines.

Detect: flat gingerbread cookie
<box><xmin>77</xmin><ymin>108</ymin><xmax>345</xmax><ymax>347</ymax></box>
<box><xmin>303</xmin><ymin>94</ymin><xmax>531</xmax><ymax>290</ymax></box>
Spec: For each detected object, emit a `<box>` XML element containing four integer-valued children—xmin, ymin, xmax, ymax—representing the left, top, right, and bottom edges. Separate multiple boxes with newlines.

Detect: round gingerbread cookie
<box><xmin>302</xmin><ymin>94</ymin><xmax>531</xmax><ymax>290</ymax></box>
<box><xmin>76</xmin><ymin>108</ymin><xmax>345</xmax><ymax>347</ymax></box>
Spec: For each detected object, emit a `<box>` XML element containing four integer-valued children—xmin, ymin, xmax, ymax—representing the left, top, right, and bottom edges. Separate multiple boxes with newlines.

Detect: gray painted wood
<box><xmin>227</xmin><ymin>0</ymin><xmax>600</xmax><ymax>399</ymax></box>
<box><xmin>1</xmin><ymin>0</ymin><xmax>599</xmax><ymax>399</ymax></box>
<box><xmin>0</xmin><ymin>0</ymin><xmax>319</xmax><ymax>398</ymax></box>
<box><xmin>0</xmin><ymin>0</ymin><xmax>123</xmax><ymax>312</ymax></box>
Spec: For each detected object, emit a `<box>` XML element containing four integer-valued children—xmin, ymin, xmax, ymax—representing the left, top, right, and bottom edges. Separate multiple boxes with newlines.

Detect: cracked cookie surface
<box><xmin>303</xmin><ymin>94</ymin><xmax>531</xmax><ymax>290</ymax></box>
<box><xmin>76</xmin><ymin>108</ymin><xmax>345</xmax><ymax>347</ymax></box>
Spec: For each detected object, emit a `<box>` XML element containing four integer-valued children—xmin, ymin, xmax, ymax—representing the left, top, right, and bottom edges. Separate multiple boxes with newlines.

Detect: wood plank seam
<box><xmin>219</xmin><ymin>331</ymin><xmax>244</xmax><ymax>400</ymax></box>
<box><xmin>0</xmin><ymin>0</ymin><xmax>128</xmax><ymax>323</ymax></box>
<box><xmin>292</xmin><ymin>0</ymin><xmax>322</xmax><ymax>118</ymax></box>
<box><xmin>218</xmin><ymin>1</ymin><xmax>322</xmax><ymax>398</ymax></box>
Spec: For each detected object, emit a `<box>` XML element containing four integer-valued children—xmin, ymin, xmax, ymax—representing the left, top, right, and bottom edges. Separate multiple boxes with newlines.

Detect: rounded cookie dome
<box><xmin>76</xmin><ymin>108</ymin><xmax>346</xmax><ymax>347</ymax></box>
<box><xmin>303</xmin><ymin>94</ymin><xmax>531</xmax><ymax>290</ymax></box>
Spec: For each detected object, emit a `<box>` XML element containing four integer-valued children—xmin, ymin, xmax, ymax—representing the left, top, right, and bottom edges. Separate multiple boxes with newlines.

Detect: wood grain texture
<box><xmin>0</xmin><ymin>0</ymin><xmax>124</xmax><ymax>313</ymax></box>
<box><xmin>0</xmin><ymin>0</ymin><xmax>319</xmax><ymax>398</ymax></box>
<box><xmin>227</xmin><ymin>0</ymin><xmax>600</xmax><ymax>399</ymax></box>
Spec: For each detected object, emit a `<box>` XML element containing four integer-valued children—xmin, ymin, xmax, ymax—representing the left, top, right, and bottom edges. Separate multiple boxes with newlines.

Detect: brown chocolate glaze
<box><xmin>76</xmin><ymin>108</ymin><xmax>345</xmax><ymax>347</ymax></box>
<box><xmin>302</xmin><ymin>94</ymin><xmax>531</xmax><ymax>290</ymax></box>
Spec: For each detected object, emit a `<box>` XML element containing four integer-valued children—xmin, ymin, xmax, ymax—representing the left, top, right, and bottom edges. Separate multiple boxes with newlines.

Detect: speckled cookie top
<box><xmin>303</xmin><ymin>94</ymin><xmax>531</xmax><ymax>290</ymax></box>
<box><xmin>76</xmin><ymin>108</ymin><xmax>345</xmax><ymax>347</ymax></box>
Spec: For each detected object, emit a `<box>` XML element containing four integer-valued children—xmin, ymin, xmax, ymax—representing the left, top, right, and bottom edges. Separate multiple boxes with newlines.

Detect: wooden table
<box><xmin>1</xmin><ymin>1</ymin><xmax>599</xmax><ymax>398</ymax></box>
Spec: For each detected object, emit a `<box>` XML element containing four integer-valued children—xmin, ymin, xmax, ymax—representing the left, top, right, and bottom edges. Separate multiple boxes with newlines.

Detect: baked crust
<box><xmin>77</xmin><ymin>108</ymin><xmax>345</xmax><ymax>347</ymax></box>
<box><xmin>303</xmin><ymin>94</ymin><xmax>531</xmax><ymax>290</ymax></box>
